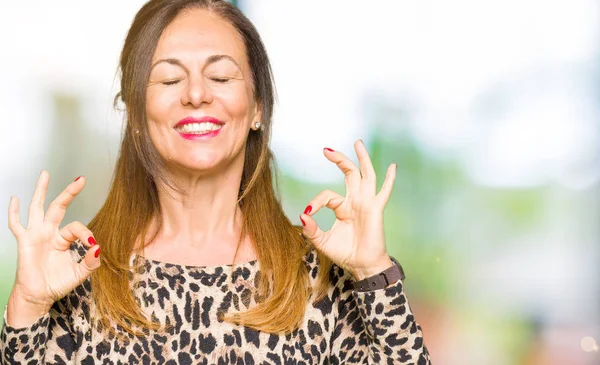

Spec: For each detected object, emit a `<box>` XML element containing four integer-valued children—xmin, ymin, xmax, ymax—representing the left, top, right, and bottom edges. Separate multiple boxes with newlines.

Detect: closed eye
<box><xmin>162</xmin><ymin>79</ymin><xmax>181</xmax><ymax>86</ymax></box>
<box><xmin>211</xmin><ymin>77</ymin><xmax>230</xmax><ymax>83</ymax></box>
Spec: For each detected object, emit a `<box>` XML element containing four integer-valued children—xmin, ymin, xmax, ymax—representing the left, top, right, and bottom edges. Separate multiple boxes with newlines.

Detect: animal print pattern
<box><xmin>1</xmin><ymin>241</ymin><xmax>430</xmax><ymax>364</ymax></box>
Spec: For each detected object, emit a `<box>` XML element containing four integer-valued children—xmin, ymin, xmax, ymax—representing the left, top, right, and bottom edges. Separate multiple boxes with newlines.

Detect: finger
<box><xmin>354</xmin><ymin>140</ymin><xmax>376</xmax><ymax>191</ymax></box>
<box><xmin>323</xmin><ymin>147</ymin><xmax>360</xmax><ymax>196</ymax></box>
<box><xmin>300</xmin><ymin>213</ymin><xmax>327</xmax><ymax>250</ymax></box>
<box><xmin>8</xmin><ymin>196</ymin><xmax>26</xmax><ymax>238</ymax></box>
<box><xmin>72</xmin><ymin>244</ymin><xmax>101</xmax><ymax>288</ymax></box>
<box><xmin>28</xmin><ymin>170</ymin><xmax>50</xmax><ymax>227</ymax></box>
<box><xmin>377</xmin><ymin>164</ymin><xmax>397</xmax><ymax>205</ymax></box>
<box><xmin>303</xmin><ymin>190</ymin><xmax>345</xmax><ymax>217</ymax></box>
<box><xmin>57</xmin><ymin>221</ymin><xmax>97</xmax><ymax>251</ymax></box>
<box><xmin>45</xmin><ymin>176</ymin><xmax>85</xmax><ymax>226</ymax></box>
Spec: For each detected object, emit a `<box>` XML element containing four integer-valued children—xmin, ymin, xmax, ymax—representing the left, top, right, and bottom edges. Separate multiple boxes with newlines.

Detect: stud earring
<box><xmin>134</xmin><ymin>129</ymin><xmax>140</xmax><ymax>135</ymax></box>
<box><xmin>254</xmin><ymin>121</ymin><xmax>261</xmax><ymax>130</ymax></box>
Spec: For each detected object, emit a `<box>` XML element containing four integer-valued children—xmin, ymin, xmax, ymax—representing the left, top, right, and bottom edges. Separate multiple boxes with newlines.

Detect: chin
<box><xmin>165</xmin><ymin>147</ymin><xmax>244</xmax><ymax>175</ymax></box>
<box><xmin>176</xmin><ymin>159</ymin><xmax>221</xmax><ymax>173</ymax></box>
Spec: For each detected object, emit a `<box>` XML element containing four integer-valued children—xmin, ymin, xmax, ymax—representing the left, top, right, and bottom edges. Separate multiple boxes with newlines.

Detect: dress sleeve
<box><xmin>328</xmin><ymin>266</ymin><xmax>431</xmax><ymax>364</ymax></box>
<box><xmin>0</xmin><ymin>296</ymin><xmax>76</xmax><ymax>365</ymax></box>
<box><xmin>1</xmin><ymin>241</ymin><xmax>86</xmax><ymax>364</ymax></box>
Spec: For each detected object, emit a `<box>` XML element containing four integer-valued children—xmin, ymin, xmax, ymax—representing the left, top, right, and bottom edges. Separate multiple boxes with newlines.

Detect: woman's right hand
<box><xmin>6</xmin><ymin>170</ymin><xmax>101</xmax><ymax>327</ymax></box>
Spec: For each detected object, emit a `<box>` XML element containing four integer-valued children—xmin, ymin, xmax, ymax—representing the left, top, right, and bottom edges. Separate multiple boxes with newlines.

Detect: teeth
<box><xmin>175</xmin><ymin>122</ymin><xmax>222</xmax><ymax>134</ymax></box>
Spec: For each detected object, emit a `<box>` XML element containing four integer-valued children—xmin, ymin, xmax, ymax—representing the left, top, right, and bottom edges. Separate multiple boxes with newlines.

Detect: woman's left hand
<box><xmin>300</xmin><ymin>139</ymin><xmax>397</xmax><ymax>281</ymax></box>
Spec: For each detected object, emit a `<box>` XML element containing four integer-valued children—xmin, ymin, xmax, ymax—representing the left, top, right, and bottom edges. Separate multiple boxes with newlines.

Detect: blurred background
<box><xmin>0</xmin><ymin>0</ymin><xmax>598</xmax><ymax>364</ymax></box>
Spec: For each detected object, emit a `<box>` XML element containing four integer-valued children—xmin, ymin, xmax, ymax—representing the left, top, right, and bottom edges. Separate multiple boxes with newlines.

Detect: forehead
<box><xmin>153</xmin><ymin>8</ymin><xmax>247</xmax><ymax>65</ymax></box>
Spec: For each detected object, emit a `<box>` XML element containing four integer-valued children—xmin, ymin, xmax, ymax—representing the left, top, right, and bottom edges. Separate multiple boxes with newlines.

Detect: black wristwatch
<box><xmin>352</xmin><ymin>256</ymin><xmax>405</xmax><ymax>292</ymax></box>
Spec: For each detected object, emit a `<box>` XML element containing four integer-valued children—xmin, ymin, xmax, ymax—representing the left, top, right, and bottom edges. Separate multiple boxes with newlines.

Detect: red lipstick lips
<box><xmin>175</xmin><ymin>116</ymin><xmax>224</xmax><ymax>128</ymax></box>
<box><xmin>174</xmin><ymin>116</ymin><xmax>224</xmax><ymax>140</ymax></box>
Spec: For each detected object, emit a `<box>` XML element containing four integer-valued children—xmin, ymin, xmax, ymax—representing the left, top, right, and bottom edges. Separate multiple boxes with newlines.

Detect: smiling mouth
<box><xmin>174</xmin><ymin>122</ymin><xmax>223</xmax><ymax>134</ymax></box>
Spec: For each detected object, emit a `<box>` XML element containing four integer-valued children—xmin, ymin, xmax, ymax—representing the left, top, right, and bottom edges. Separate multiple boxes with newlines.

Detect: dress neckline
<box><xmin>132</xmin><ymin>253</ymin><xmax>259</xmax><ymax>271</ymax></box>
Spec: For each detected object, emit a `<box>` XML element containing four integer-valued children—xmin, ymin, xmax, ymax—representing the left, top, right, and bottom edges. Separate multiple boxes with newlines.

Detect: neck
<box><xmin>149</xmin><ymin>159</ymin><xmax>246</xmax><ymax>253</ymax></box>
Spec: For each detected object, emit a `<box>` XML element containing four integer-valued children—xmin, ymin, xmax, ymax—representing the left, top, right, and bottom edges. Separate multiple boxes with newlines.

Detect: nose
<box><xmin>180</xmin><ymin>75</ymin><xmax>213</xmax><ymax>108</ymax></box>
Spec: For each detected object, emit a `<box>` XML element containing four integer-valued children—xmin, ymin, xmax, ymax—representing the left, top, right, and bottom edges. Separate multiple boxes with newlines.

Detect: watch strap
<box><xmin>352</xmin><ymin>256</ymin><xmax>405</xmax><ymax>292</ymax></box>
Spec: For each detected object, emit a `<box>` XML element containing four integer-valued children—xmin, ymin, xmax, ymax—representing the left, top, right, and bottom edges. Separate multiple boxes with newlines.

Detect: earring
<box><xmin>134</xmin><ymin>129</ymin><xmax>140</xmax><ymax>135</ymax></box>
<box><xmin>254</xmin><ymin>121</ymin><xmax>261</xmax><ymax>130</ymax></box>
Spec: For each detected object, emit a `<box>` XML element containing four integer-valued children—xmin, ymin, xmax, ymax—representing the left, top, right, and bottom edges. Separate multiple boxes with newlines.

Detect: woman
<box><xmin>1</xmin><ymin>0</ymin><xmax>430</xmax><ymax>363</ymax></box>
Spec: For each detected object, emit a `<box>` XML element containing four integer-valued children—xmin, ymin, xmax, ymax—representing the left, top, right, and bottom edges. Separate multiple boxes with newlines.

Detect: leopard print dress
<box><xmin>1</xmin><ymin>241</ymin><xmax>430</xmax><ymax>364</ymax></box>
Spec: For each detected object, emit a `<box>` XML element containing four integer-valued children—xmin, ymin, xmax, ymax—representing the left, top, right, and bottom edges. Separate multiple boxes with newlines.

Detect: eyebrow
<box><xmin>150</xmin><ymin>54</ymin><xmax>241</xmax><ymax>72</ymax></box>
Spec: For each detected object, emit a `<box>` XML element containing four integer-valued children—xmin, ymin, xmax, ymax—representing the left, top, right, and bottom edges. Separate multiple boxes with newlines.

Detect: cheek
<box><xmin>214</xmin><ymin>85</ymin><xmax>253</xmax><ymax>119</ymax></box>
<box><xmin>146</xmin><ymin>87</ymin><xmax>180</xmax><ymax>124</ymax></box>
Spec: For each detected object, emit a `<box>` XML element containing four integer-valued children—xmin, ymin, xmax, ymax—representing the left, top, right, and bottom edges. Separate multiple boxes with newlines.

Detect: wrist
<box><xmin>6</xmin><ymin>290</ymin><xmax>52</xmax><ymax>328</ymax></box>
<box><xmin>9</xmin><ymin>285</ymin><xmax>54</xmax><ymax>311</ymax></box>
<box><xmin>349</xmin><ymin>256</ymin><xmax>395</xmax><ymax>281</ymax></box>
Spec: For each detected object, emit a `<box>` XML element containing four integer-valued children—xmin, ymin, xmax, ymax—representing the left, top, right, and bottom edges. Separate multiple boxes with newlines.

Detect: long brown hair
<box><xmin>88</xmin><ymin>0</ymin><xmax>332</xmax><ymax>337</ymax></box>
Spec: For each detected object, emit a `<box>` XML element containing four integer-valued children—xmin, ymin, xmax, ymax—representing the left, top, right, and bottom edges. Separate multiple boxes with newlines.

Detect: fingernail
<box><xmin>74</xmin><ymin>176</ymin><xmax>82</xmax><ymax>182</ymax></box>
<box><xmin>300</xmin><ymin>216</ymin><xmax>306</xmax><ymax>226</ymax></box>
<box><xmin>94</xmin><ymin>246</ymin><xmax>101</xmax><ymax>258</ymax></box>
<box><xmin>303</xmin><ymin>205</ymin><xmax>312</xmax><ymax>215</ymax></box>
<box><xmin>324</xmin><ymin>148</ymin><xmax>334</xmax><ymax>152</ymax></box>
<box><xmin>87</xmin><ymin>236</ymin><xmax>97</xmax><ymax>246</ymax></box>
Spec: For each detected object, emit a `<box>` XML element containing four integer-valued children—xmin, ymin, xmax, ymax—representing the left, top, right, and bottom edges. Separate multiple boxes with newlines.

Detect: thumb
<box><xmin>73</xmin><ymin>245</ymin><xmax>101</xmax><ymax>286</ymax></box>
<box><xmin>300</xmin><ymin>214</ymin><xmax>326</xmax><ymax>249</ymax></box>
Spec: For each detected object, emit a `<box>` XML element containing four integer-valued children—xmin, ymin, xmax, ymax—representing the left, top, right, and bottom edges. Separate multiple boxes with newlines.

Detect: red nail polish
<box><xmin>324</xmin><ymin>148</ymin><xmax>334</xmax><ymax>152</ymax></box>
<box><xmin>88</xmin><ymin>237</ymin><xmax>97</xmax><ymax>246</ymax></box>
<box><xmin>303</xmin><ymin>205</ymin><xmax>312</xmax><ymax>215</ymax></box>
<box><xmin>94</xmin><ymin>247</ymin><xmax>101</xmax><ymax>258</ymax></box>
<box><xmin>300</xmin><ymin>216</ymin><xmax>306</xmax><ymax>226</ymax></box>
<box><xmin>74</xmin><ymin>176</ymin><xmax>82</xmax><ymax>182</ymax></box>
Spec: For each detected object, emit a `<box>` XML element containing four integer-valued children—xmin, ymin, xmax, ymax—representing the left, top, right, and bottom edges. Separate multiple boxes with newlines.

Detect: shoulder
<box><xmin>63</xmin><ymin>240</ymin><xmax>93</xmax><ymax>300</ymax></box>
<box><xmin>69</xmin><ymin>239</ymin><xmax>88</xmax><ymax>263</ymax></box>
<box><xmin>301</xmin><ymin>246</ymin><xmax>355</xmax><ymax>294</ymax></box>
